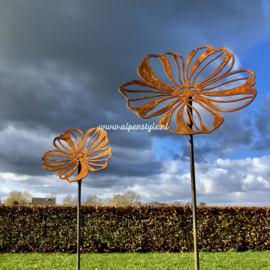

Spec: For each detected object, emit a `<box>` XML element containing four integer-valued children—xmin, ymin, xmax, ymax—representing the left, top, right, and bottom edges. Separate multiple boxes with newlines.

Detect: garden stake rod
<box><xmin>77</xmin><ymin>163</ymin><xmax>82</xmax><ymax>270</ymax></box>
<box><xmin>188</xmin><ymin>98</ymin><xmax>199</xmax><ymax>270</ymax></box>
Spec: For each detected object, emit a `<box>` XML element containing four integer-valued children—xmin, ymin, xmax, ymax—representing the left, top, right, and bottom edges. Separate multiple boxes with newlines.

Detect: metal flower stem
<box><xmin>188</xmin><ymin>100</ymin><xmax>200</xmax><ymax>270</ymax></box>
<box><xmin>77</xmin><ymin>162</ymin><xmax>82</xmax><ymax>270</ymax></box>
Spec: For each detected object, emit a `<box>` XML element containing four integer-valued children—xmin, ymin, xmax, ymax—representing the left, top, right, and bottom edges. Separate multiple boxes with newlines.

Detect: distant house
<box><xmin>31</xmin><ymin>197</ymin><xmax>56</xmax><ymax>205</ymax></box>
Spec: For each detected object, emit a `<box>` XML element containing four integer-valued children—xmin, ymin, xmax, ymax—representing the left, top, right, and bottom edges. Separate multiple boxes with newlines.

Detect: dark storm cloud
<box><xmin>252</xmin><ymin>94</ymin><xmax>270</xmax><ymax>151</ymax></box>
<box><xmin>0</xmin><ymin>0</ymin><xmax>269</xmax><ymax>201</ymax></box>
<box><xmin>0</xmin><ymin>125</ymin><xmax>160</xmax><ymax>178</ymax></box>
<box><xmin>95</xmin><ymin>157</ymin><xmax>162</xmax><ymax>178</ymax></box>
<box><xmin>0</xmin><ymin>0</ymin><xmax>267</xmax><ymax>133</ymax></box>
<box><xmin>171</xmin><ymin>109</ymin><xmax>256</xmax><ymax>162</ymax></box>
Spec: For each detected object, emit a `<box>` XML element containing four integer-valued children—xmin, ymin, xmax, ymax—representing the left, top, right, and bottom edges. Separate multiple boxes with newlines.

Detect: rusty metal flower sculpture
<box><xmin>119</xmin><ymin>45</ymin><xmax>256</xmax><ymax>270</ymax></box>
<box><xmin>42</xmin><ymin>127</ymin><xmax>112</xmax><ymax>270</ymax></box>
<box><xmin>42</xmin><ymin>127</ymin><xmax>112</xmax><ymax>183</ymax></box>
<box><xmin>119</xmin><ymin>45</ymin><xmax>256</xmax><ymax>134</ymax></box>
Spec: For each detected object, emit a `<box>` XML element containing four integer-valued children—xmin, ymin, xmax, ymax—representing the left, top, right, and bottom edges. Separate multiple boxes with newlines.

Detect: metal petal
<box><xmin>63</xmin><ymin>158</ymin><xmax>89</xmax><ymax>183</ymax></box>
<box><xmin>120</xmin><ymin>81</ymin><xmax>180</xmax><ymax>118</ymax></box>
<box><xmin>53</xmin><ymin>129</ymin><xmax>84</xmax><ymax>155</ymax></box>
<box><xmin>42</xmin><ymin>150</ymin><xmax>73</xmax><ymax>171</ymax></box>
<box><xmin>119</xmin><ymin>46</ymin><xmax>256</xmax><ymax>134</ymax></box>
<box><xmin>84</xmin><ymin>128</ymin><xmax>110</xmax><ymax>154</ymax></box>
<box><xmin>187</xmin><ymin>46</ymin><xmax>234</xmax><ymax>86</ymax></box>
<box><xmin>198</xmin><ymin>85</ymin><xmax>256</xmax><ymax>113</ymax></box>
<box><xmin>160</xmin><ymin>103</ymin><xmax>215</xmax><ymax>135</ymax></box>
<box><xmin>42</xmin><ymin>128</ymin><xmax>112</xmax><ymax>182</ymax></box>
<box><xmin>137</xmin><ymin>55</ymin><xmax>181</xmax><ymax>91</ymax></box>
<box><xmin>86</xmin><ymin>147</ymin><xmax>112</xmax><ymax>172</ymax></box>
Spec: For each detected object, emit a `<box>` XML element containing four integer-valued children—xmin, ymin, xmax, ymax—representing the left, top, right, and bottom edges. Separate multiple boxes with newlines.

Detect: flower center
<box><xmin>176</xmin><ymin>85</ymin><xmax>201</xmax><ymax>101</ymax></box>
<box><xmin>75</xmin><ymin>152</ymin><xmax>84</xmax><ymax>160</ymax></box>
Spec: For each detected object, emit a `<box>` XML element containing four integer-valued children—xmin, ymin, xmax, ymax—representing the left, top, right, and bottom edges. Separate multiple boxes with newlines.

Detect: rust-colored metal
<box><xmin>42</xmin><ymin>127</ymin><xmax>112</xmax><ymax>270</ymax></box>
<box><xmin>119</xmin><ymin>45</ymin><xmax>257</xmax><ymax>134</ymax></box>
<box><xmin>188</xmin><ymin>97</ymin><xmax>199</xmax><ymax>269</ymax></box>
<box><xmin>119</xmin><ymin>46</ymin><xmax>257</xmax><ymax>270</ymax></box>
<box><xmin>42</xmin><ymin>127</ymin><xmax>112</xmax><ymax>183</ymax></box>
<box><xmin>77</xmin><ymin>177</ymin><xmax>81</xmax><ymax>269</ymax></box>
<box><xmin>189</xmin><ymin>134</ymin><xmax>199</xmax><ymax>269</ymax></box>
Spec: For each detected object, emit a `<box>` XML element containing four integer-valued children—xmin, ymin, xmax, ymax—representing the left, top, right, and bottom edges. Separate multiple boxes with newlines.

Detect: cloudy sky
<box><xmin>0</xmin><ymin>0</ymin><xmax>270</xmax><ymax>206</ymax></box>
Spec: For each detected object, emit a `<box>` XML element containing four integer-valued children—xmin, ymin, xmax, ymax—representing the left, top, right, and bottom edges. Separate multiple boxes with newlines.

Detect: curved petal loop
<box><xmin>195</xmin><ymin>100</ymin><xmax>224</xmax><ymax>132</ymax></box>
<box><xmin>171</xmin><ymin>104</ymin><xmax>194</xmax><ymax>134</ymax></box>
<box><xmin>56</xmin><ymin>159</ymin><xmax>77</xmax><ymax>180</ymax></box>
<box><xmin>42</xmin><ymin>128</ymin><xmax>112</xmax><ymax>183</ymax></box>
<box><xmin>158</xmin><ymin>102</ymin><xmax>182</xmax><ymax>129</ymax></box>
<box><xmin>119</xmin><ymin>45</ymin><xmax>256</xmax><ymax>135</ymax></box>
<box><xmin>138</xmin><ymin>54</ymin><xmax>180</xmax><ymax>92</ymax></box>
<box><xmin>197</xmin><ymin>69</ymin><xmax>256</xmax><ymax>113</ymax></box>
<box><xmin>64</xmin><ymin>158</ymin><xmax>89</xmax><ymax>183</ymax></box>
<box><xmin>159</xmin><ymin>53</ymin><xmax>185</xmax><ymax>87</ymax></box>
<box><xmin>120</xmin><ymin>80</ymin><xmax>179</xmax><ymax>118</ymax></box>
<box><xmin>86</xmin><ymin>147</ymin><xmax>112</xmax><ymax>172</ymax></box>
<box><xmin>157</xmin><ymin>103</ymin><xmax>195</xmax><ymax>134</ymax></box>
<box><xmin>158</xmin><ymin>101</ymin><xmax>224</xmax><ymax>134</ymax></box>
<box><xmin>200</xmin><ymin>68</ymin><xmax>255</xmax><ymax>91</ymax></box>
<box><xmin>186</xmin><ymin>45</ymin><xmax>234</xmax><ymax>86</ymax></box>
<box><xmin>53</xmin><ymin>129</ymin><xmax>84</xmax><ymax>156</ymax></box>
<box><xmin>84</xmin><ymin>128</ymin><xmax>110</xmax><ymax>154</ymax></box>
<box><xmin>42</xmin><ymin>150</ymin><xmax>73</xmax><ymax>171</ymax></box>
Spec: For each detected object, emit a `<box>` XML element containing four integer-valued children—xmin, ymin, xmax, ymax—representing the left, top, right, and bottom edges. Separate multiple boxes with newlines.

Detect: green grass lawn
<box><xmin>0</xmin><ymin>249</ymin><xmax>269</xmax><ymax>270</ymax></box>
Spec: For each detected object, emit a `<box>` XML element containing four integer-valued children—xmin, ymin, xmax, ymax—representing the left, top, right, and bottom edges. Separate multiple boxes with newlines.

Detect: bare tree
<box><xmin>122</xmin><ymin>190</ymin><xmax>141</xmax><ymax>206</ymax></box>
<box><xmin>97</xmin><ymin>190</ymin><xmax>141</xmax><ymax>206</ymax></box>
<box><xmin>3</xmin><ymin>191</ymin><xmax>20</xmax><ymax>205</ymax></box>
<box><xmin>21</xmin><ymin>191</ymin><xmax>32</xmax><ymax>205</ymax></box>
<box><xmin>101</xmin><ymin>196</ymin><xmax>112</xmax><ymax>206</ymax></box>
<box><xmin>171</xmin><ymin>200</ymin><xmax>184</xmax><ymax>206</ymax></box>
<box><xmin>110</xmin><ymin>194</ymin><xmax>124</xmax><ymax>206</ymax></box>
<box><xmin>186</xmin><ymin>202</ymin><xmax>192</xmax><ymax>206</ymax></box>
<box><xmin>83</xmin><ymin>194</ymin><xmax>103</xmax><ymax>206</ymax></box>
<box><xmin>3</xmin><ymin>191</ymin><xmax>32</xmax><ymax>205</ymax></box>
<box><xmin>199</xmin><ymin>202</ymin><xmax>206</xmax><ymax>206</ymax></box>
<box><xmin>63</xmin><ymin>194</ymin><xmax>75</xmax><ymax>206</ymax></box>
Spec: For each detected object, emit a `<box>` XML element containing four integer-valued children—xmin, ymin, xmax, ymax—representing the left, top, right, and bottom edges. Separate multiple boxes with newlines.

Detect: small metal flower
<box><xmin>42</xmin><ymin>128</ymin><xmax>112</xmax><ymax>183</ymax></box>
<box><xmin>119</xmin><ymin>45</ymin><xmax>256</xmax><ymax>134</ymax></box>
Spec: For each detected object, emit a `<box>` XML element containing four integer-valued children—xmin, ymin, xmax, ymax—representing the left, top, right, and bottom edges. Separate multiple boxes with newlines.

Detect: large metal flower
<box><xmin>119</xmin><ymin>45</ymin><xmax>256</xmax><ymax>134</ymax></box>
<box><xmin>42</xmin><ymin>128</ymin><xmax>112</xmax><ymax>183</ymax></box>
